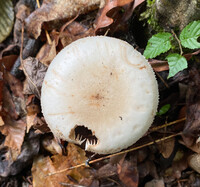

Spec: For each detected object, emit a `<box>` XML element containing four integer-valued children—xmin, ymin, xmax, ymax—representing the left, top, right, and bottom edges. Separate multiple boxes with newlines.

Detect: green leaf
<box><xmin>180</xmin><ymin>20</ymin><xmax>200</xmax><ymax>49</ymax></box>
<box><xmin>156</xmin><ymin>104</ymin><xmax>171</xmax><ymax>116</ymax></box>
<box><xmin>166</xmin><ymin>53</ymin><xmax>187</xmax><ymax>78</ymax></box>
<box><xmin>0</xmin><ymin>0</ymin><xmax>14</xmax><ymax>43</ymax></box>
<box><xmin>143</xmin><ymin>32</ymin><xmax>172</xmax><ymax>59</ymax></box>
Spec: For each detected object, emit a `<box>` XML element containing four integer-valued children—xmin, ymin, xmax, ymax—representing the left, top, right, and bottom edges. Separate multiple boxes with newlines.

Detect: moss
<box><xmin>140</xmin><ymin>0</ymin><xmax>163</xmax><ymax>33</ymax></box>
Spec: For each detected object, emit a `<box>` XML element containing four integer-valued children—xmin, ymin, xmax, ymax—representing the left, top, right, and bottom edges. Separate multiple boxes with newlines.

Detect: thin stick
<box><xmin>47</xmin><ymin>132</ymin><xmax>181</xmax><ymax>176</ymax></box>
<box><xmin>36</xmin><ymin>0</ymin><xmax>40</xmax><ymax>8</ymax></box>
<box><xmin>155</xmin><ymin>71</ymin><xmax>169</xmax><ymax>88</ymax></box>
<box><xmin>150</xmin><ymin>117</ymin><xmax>186</xmax><ymax>131</ymax></box>
<box><xmin>36</xmin><ymin>0</ymin><xmax>52</xmax><ymax>45</ymax></box>
<box><xmin>171</xmin><ymin>29</ymin><xmax>183</xmax><ymax>55</ymax></box>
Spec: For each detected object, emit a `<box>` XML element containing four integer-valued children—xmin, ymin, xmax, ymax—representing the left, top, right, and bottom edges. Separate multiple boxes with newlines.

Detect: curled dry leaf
<box><xmin>25</xmin><ymin>0</ymin><xmax>102</xmax><ymax>39</ymax></box>
<box><xmin>32</xmin><ymin>143</ymin><xmax>92</xmax><ymax>187</ymax></box>
<box><xmin>95</xmin><ymin>0</ymin><xmax>144</xmax><ymax>31</ymax></box>
<box><xmin>36</xmin><ymin>40</ymin><xmax>57</xmax><ymax>66</ymax></box>
<box><xmin>23</xmin><ymin>57</ymin><xmax>48</xmax><ymax>98</ymax></box>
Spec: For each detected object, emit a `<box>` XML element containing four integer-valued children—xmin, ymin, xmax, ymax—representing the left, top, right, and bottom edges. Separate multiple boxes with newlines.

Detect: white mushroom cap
<box><xmin>41</xmin><ymin>36</ymin><xmax>159</xmax><ymax>154</ymax></box>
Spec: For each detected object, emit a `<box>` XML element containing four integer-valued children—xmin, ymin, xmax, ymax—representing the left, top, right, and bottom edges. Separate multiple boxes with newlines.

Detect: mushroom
<box><xmin>41</xmin><ymin>36</ymin><xmax>159</xmax><ymax>154</ymax></box>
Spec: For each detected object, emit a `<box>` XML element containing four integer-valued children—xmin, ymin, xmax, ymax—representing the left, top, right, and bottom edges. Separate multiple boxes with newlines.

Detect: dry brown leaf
<box><xmin>157</xmin><ymin>137</ymin><xmax>175</xmax><ymax>158</ymax></box>
<box><xmin>36</xmin><ymin>40</ymin><xmax>57</xmax><ymax>66</ymax></box>
<box><xmin>26</xmin><ymin>113</ymin><xmax>37</xmax><ymax>133</ymax></box>
<box><xmin>3</xmin><ymin>70</ymin><xmax>24</xmax><ymax>99</ymax></box>
<box><xmin>0</xmin><ymin>131</ymin><xmax>40</xmax><ymax>177</ymax></box>
<box><xmin>184</xmin><ymin>68</ymin><xmax>200</xmax><ymax>136</ymax></box>
<box><xmin>37</xmin><ymin>18</ymin><xmax>95</xmax><ymax>66</ymax></box>
<box><xmin>145</xmin><ymin>179</ymin><xmax>165</xmax><ymax>187</ymax></box>
<box><xmin>26</xmin><ymin>96</ymin><xmax>40</xmax><ymax>133</ymax></box>
<box><xmin>95</xmin><ymin>163</ymin><xmax>118</xmax><ymax>179</ymax></box>
<box><xmin>0</xmin><ymin>116</ymin><xmax>26</xmax><ymax>152</ymax></box>
<box><xmin>23</xmin><ymin>57</ymin><xmax>48</xmax><ymax>98</ymax></box>
<box><xmin>0</xmin><ymin>73</ymin><xmax>3</xmax><ymax>106</ymax></box>
<box><xmin>117</xmin><ymin>156</ymin><xmax>138</xmax><ymax>187</ymax></box>
<box><xmin>171</xmin><ymin>150</ymin><xmax>188</xmax><ymax>179</ymax></box>
<box><xmin>42</xmin><ymin>136</ymin><xmax>62</xmax><ymax>155</ymax></box>
<box><xmin>25</xmin><ymin>0</ymin><xmax>102</xmax><ymax>39</ymax></box>
<box><xmin>2</xmin><ymin>71</ymin><xmax>26</xmax><ymax>119</ymax></box>
<box><xmin>133</xmin><ymin>0</ymin><xmax>145</xmax><ymax>8</ymax></box>
<box><xmin>32</xmin><ymin>143</ymin><xmax>92</xmax><ymax>187</ymax></box>
<box><xmin>95</xmin><ymin>0</ymin><xmax>144</xmax><ymax>31</ymax></box>
<box><xmin>2</xmin><ymin>83</ymin><xmax>19</xmax><ymax>120</ymax></box>
<box><xmin>1</xmin><ymin>71</ymin><xmax>26</xmax><ymax>153</ymax></box>
<box><xmin>179</xmin><ymin>135</ymin><xmax>200</xmax><ymax>154</ymax></box>
<box><xmin>14</xmin><ymin>3</ymin><xmax>31</xmax><ymax>45</ymax></box>
<box><xmin>33</xmin><ymin>116</ymin><xmax>50</xmax><ymax>134</ymax></box>
<box><xmin>138</xmin><ymin>160</ymin><xmax>158</xmax><ymax>179</ymax></box>
<box><xmin>0</xmin><ymin>55</ymin><xmax>18</xmax><ymax>71</ymax></box>
<box><xmin>0</xmin><ymin>44</ymin><xmax>19</xmax><ymax>59</ymax></box>
<box><xmin>49</xmin><ymin>15</ymin><xmax>81</xmax><ymax>48</ymax></box>
<box><xmin>26</xmin><ymin>102</ymin><xmax>40</xmax><ymax>133</ymax></box>
<box><xmin>0</xmin><ymin>116</ymin><xmax>4</xmax><ymax>126</ymax></box>
<box><xmin>184</xmin><ymin>49</ymin><xmax>200</xmax><ymax>61</ymax></box>
<box><xmin>59</xmin><ymin>22</ymin><xmax>95</xmax><ymax>47</ymax></box>
<box><xmin>188</xmin><ymin>153</ymin><xmax>200</xmax><ymax>174</ymax></box>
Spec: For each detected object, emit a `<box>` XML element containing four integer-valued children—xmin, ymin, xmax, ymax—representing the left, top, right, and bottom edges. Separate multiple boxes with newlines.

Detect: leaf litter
<box><xmin>0</xmin><ymin>0</ymin><xmax>200</xmax><ymax>186</ymax></box>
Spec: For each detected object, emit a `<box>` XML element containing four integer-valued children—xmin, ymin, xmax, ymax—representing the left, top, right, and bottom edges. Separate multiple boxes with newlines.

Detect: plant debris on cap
<box><xmin>41</xmin><ymin>36</ymin><xmax>159</xmax><ymax>154</ymax></box>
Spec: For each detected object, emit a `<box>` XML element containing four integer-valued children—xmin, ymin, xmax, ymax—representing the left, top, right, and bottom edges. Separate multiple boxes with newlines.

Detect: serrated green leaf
<box><xmin>156</xmin><ymin>104</ymin><xmax>171</xmax><ymax>116</ymax></box>
<box><xmin>166</xmin><ymin>53</ymin><xmax>187</xmax><ymax>78</ymax></box>
<box><xmin>180</xmin><ymin>20</ymin><xmax>200</xmax><ymax>49</ymax></box>
<box><xmin>0</xmin><ymin>0</ymin><xmax>14</xmax><ymax>43</ymax></box>
<box><xmin>143</xmin><ymin>32</ymin><xmax>172</xmax><ymax>59</ymax></box>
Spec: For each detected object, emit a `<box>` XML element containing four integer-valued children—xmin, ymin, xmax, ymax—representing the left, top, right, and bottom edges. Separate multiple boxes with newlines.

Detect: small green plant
<box><xmin>156</xmin><ymin>104</ymin><xmax>171</xmax><ymax>116</ymax></box>
<box><xmin>144</xmin><ymin>20</ymin><xmax>200</xmax><ymax>78</ymax></box>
